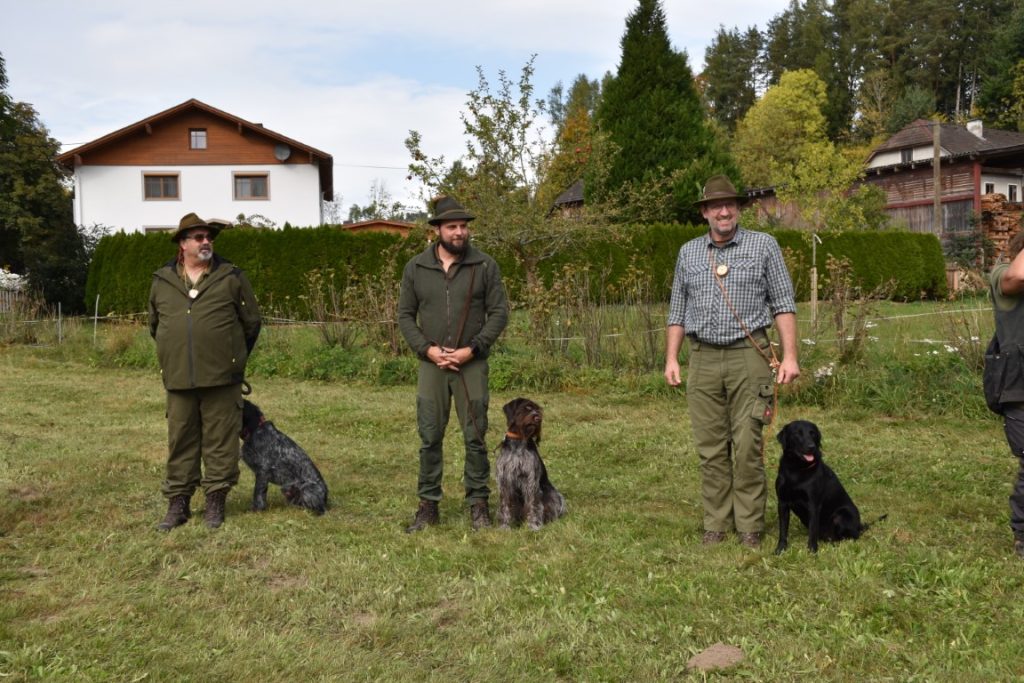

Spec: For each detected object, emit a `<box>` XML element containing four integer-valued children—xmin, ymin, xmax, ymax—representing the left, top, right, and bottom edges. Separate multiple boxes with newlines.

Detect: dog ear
<box><xmin>503</xmin><ymin>399</ymin><xmax>520</xmax><ymax>424</ymax></box>
<box><xmin>811</xmin><ymin>423</ymin><xmax>821</xmax><ymax>447</ymax></box>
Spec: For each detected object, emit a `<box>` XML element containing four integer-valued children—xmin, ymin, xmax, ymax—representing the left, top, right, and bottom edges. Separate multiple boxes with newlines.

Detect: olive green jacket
<box><xmin>148</xmin><ymin>254</ymin><xmax>262</xmax><ymax>390</ymax></box>
<box><xmin>397</xmin><ymin>243</ymin><xmax>508</xmax><ymax>360</ymax></box>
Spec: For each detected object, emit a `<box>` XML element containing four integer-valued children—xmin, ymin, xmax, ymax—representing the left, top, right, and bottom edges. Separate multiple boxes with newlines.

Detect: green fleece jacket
<box><xmin>397</xmin><ymin>242</ymin><xmax>508</xmax><ymax>360</ymax></box>
<box><xmin>148</xmin><ymin>254</ymin><xmax>262</xmax><ymax>390</ymax></box>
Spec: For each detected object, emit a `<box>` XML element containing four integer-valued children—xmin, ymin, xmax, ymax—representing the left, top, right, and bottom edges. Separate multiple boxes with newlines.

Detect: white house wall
<box><xmin>980</xmin><ymin>171</ymin><xmax>1023</xmax><ymax>200</ymax></box>
<box><xmin>73</xmin><ymin>164</ymin><xmax>323</xmax><ymax>232</ymax></box>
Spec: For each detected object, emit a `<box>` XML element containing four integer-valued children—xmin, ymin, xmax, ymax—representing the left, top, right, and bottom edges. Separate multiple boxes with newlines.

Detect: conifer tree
<box><xmin>596</xmin><ymin>0</ymin><xmax>736</xmax><ymax>222</ymax></box>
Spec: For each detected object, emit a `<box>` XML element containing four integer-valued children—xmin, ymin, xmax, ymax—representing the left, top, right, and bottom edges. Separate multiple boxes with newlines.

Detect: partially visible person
<box><xmin>664</xmin><ymin>175</ymin><xmax>800</xmax><ymax>549</ymax></box>
<box><xmin>988</xmin><ymin>230</ymin><xmax>1024</xmax><ymax>558</ymax></box>
<box><xmin>397</xmin><ymin>196</ymin><xmax>509</xmax><ymax>533</ymax></box>
<box><xmin>149</xmin><ymin>213</ymin><xmax>262</xmax><ymax>530</ymax></box>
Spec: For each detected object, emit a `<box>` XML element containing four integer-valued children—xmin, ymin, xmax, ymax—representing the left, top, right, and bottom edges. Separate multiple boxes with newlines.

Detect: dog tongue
<box><xmin>803</xmin><ymin>454</ymin><xmax>814</xmax><ymax>463</ymax></box>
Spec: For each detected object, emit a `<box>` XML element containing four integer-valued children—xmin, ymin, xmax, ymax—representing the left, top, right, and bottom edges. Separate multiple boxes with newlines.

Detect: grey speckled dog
<box><xmin>240</xmin><ymin>400</ymin><xmax>329</xmax><ymax>515</ymax></box>
<box><xmin>496</xmin><ymin>398</ymin><xmax>566</xmax><ymax>530</ymax></box>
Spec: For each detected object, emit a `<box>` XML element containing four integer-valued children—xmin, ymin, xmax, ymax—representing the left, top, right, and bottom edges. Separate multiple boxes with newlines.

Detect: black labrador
<box><xmin>774</xmin><ymin>420</ymin><xmax>879</xmax><ymax>554</ymax></box>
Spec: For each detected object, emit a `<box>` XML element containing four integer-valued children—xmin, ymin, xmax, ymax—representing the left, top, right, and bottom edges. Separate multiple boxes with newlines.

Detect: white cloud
<box><xmin>2</xmin><ymin>0</ymin><xmax>790</xmax><ymax>208</ymax></box>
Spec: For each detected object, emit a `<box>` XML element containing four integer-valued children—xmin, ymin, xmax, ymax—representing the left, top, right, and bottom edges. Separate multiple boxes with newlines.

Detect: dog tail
<box><xmin>860</xmin><ymin>513</ymin><xmax>888</xmax><ymax>533</ymax></box>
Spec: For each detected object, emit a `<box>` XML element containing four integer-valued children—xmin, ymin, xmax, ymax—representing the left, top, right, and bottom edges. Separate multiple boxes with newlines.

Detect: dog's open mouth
<box><xmin>803</xmin><ymin>453</ymin><xmax>815</xmax><ymax>463</ymax></box>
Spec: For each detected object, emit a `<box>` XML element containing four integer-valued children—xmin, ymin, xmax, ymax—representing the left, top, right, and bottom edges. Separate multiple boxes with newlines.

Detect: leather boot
<box><xmin>156</xmin><ymin>495</ymin><xmax>191</xmax><ymax>532</ymax></box>
<box><xmin>405</xmin><ymin>499</ymin><xmax>439</xmax><ymax>533</ymax></box>
<box><xmin>470</xmin><ymin>500</ymin><xmax>491</xmax><ymax>530</ymax></box>
<box><xmin>204</xmin><ymin>489</ymin><xmax>228</xmax><ymax>529</ymax></box>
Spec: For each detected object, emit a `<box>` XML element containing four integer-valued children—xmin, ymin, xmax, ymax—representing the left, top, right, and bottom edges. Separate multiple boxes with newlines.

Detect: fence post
<box><xmin>58</xmin><ymin>302</ymin><xmax>63</xmax><ymax>344</ymax></box>
<box><xmin>93</xmin><ymin>294</ymin><xmax>100</xmax><ymax>347</ymax></box>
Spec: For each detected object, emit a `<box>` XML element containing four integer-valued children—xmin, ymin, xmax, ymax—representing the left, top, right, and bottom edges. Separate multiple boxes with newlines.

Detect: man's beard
<box><xmin>196</xmin><ymin>248</ymin><xmax>213</xmax><ymax>262</ymax></box>
<box><xmin>439</xmin><ymin>236</ymin><xmax>468</xmax><ymax>255</ymax></box>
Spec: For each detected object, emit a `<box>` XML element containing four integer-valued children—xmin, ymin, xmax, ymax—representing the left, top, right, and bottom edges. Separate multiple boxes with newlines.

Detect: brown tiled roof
<box><xmin>871</xmin><ymin>119</ymin><xmax>1024</xmax><ymax>159</ymax></box>
<box><xmin>554</xmin><ymin>178</ymin><xmax>584</xmax><ymax>206</ymax></box>
<box><xmin>57</xmin><ymin>98</ymin><xmax>335</xmax><ymax>200</ymax></box>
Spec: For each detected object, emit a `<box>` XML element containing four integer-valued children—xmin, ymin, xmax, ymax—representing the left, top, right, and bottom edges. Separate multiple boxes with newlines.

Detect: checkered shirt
<box><xmin>667</xmin><ymin>227</ymin><xmax>796</xmax><ymax>345</ymax></box>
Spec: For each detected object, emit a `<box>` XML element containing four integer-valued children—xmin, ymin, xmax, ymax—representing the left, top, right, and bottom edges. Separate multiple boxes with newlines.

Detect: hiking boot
<box><xmin>203</xmin><ymin>489</ymin><xmax>228</xmax><ymax>529</ymax></box>
<box><xmin>405</xmin><ymin>499</ymin><xmax>439</xmax><ymax>533</ymax></box>
<box><xmin>156</xmin><ymin>495</ymin><xmax>191</xmax><ymax>532</ymax></box>
<box><xmin>739</xmin><ymin>532</ymin><xmax>763</xmax><ymax>549</ymax></box>
<box><xmin>470</xmin><ymin>500</ymin><xmax>491</xmax><ymax>530</ymax></box>
<box><xmin>702</xmin><ymin>530</ymin><xmax>727</xmax><ymax>545</ymax></box>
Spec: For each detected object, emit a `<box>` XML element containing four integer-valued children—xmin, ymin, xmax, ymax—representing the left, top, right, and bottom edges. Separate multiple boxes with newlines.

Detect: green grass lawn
<box><xmin>2</xmin><ymin>334</ymin><xmax>1024</xmax><ymax>681</ymax></box>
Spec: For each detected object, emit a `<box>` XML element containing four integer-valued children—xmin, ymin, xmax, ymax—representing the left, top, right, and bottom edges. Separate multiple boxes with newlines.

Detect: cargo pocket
<box><xmin>751</xmin><ymin>383</ymin><xmax>775</xmax><ymax>425</ymax></box>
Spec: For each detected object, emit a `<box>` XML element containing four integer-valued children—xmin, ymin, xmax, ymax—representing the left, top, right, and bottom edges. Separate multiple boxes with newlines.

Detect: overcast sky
<box><xmin>1</xmin><ymin>0</ymin><xmax>790</xmax><ymax>213</ymax></box>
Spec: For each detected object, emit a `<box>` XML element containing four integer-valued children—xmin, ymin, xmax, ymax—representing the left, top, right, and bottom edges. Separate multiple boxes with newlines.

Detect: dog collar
<box><xmin>505</xmin><ymin>430</ymin><xmax>524</xmax><ymax>440</ymax></box>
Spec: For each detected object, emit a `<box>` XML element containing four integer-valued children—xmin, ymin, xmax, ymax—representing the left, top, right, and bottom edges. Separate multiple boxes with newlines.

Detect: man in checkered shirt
<box><xmin>664</xmin><ymin>175</ymin><xmax>800</xmax><ymax>549</ymax></box>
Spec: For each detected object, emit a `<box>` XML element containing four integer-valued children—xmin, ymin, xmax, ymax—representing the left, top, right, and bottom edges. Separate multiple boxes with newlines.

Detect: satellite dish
<box><xmin>273</xmin><ymin>143</ymin><xmax>291</xmax><ymax>161</ymax></box>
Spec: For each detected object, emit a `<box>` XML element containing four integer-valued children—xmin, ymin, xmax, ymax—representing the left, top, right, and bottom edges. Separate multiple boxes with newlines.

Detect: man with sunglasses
<box><xmin>149</xmin><ymin>213</ymin><xmax>262</xmax><ymax>530</ymax></box>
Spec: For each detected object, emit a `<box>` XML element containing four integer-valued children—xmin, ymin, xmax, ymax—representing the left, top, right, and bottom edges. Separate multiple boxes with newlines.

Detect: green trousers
<box><xmin>161</xmin><ymin>383</ymin><xmax>242</xmax><ymax>498</ymax></box>
<box><xmin>415</xmin><ymin>359</ymin><xmax>490</xmax><ymax>502</ymax></box>
<box><xmin>686</xmin><ymin>337</ymin><xmax>774</xmax><ymax>533</ymax></box>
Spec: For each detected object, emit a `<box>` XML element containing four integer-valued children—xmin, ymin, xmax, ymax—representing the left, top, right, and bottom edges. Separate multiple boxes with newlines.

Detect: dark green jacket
<box><xmin>397</xmin><ymin>242</ymin><xmax>508</xmax><ymax>360</ymax></box>
<box><xmin>148</xmin><ymin>254</ymin><xmax>262</xmax><ymax>390</ymax></box>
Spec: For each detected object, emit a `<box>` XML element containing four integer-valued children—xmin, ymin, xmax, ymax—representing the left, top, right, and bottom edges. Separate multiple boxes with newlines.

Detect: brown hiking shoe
<box><xmin>470</xmin><ymin>500</ymin><xmax>491</xmax><ymax>530</ymax></box>
<box><xmin>405</xmin><ymin>499</ymin><xmax>439</xmax><ymax>533</ymax></box>
<box><xmin>702</xmin><ymin>530</ymin><xmax>727</xmax><ymax>545</ymax></box>
<box><xmin>739</xmin><ymin>532</ymin><xmax>763</xmax><ymax>549</ymax></box>
<box><xmin>203</xmin><ymin>489</ymin><xmax>228</xmax><ymax>529</ymax></box>
<box><xmin>156</xmin><ymin>495</ymin><xmax>191</xmax><ymax>532</ymax></box>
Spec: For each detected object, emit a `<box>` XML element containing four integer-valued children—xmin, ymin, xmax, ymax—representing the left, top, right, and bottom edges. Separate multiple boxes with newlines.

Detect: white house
<box><xmin>57</xmin><ymin>99</ymin><xmax>334</xmax><ymax>234</ymax></box>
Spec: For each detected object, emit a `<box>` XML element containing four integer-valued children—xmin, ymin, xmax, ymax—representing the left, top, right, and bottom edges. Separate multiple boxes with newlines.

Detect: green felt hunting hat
<box><xmin>694</xmin><ymin>175</ymin><xmax>746</xmax><ymax>207</ymax></box>
<box><xmin>170</xmin><ymin>213</ymin><xmax>230</xmax><ymax>242</ymax></box>
<box><xmin>428</xmin><ymin>196</ymin><xmax>476</xmax><ymax>226</ymax></box>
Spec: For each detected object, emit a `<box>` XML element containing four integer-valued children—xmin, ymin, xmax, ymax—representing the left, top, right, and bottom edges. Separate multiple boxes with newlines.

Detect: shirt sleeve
<box><xmin>667</xmin><ymin>246</ymin><xmax>687</xmax><ymax>327</ymax></box>
<box><xmin>764</xmin><ymin>237</ymin><xmax>797</xmax><ymax>316</ymax></box>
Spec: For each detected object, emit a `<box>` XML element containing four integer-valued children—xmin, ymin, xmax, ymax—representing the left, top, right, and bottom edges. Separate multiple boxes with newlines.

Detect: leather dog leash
<box><xmin>708</xmin><ymin>249</ymin><xmax>783</xmax><ymax>461</ymax></box>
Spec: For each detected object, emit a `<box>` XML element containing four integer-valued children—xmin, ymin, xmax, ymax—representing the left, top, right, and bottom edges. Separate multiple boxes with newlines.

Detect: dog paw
<box><xmin>774</xmin><ymin>544</ymin><xmax>787</xmax><ymax>555</ymax></box>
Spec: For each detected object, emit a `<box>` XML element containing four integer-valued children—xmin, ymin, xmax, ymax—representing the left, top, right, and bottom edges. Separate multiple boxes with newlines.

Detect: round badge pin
<box><xmin>188</xmin><ymin>288</ymin><xmax>199</xmax><ymax>299</ymax></box>
<box><xmin>716</xmin><ymin>264</ymin><xmax>729</xmax><ymax>277</ymax></box>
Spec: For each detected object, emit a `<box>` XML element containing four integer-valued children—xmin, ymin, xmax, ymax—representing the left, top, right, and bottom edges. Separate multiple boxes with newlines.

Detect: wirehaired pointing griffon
<box><xmin>496</xmin><ymin>398</ymin><xmax>567</xmax><ymax>530</ymax></box>
<box><xmin>774</xmin><ymin>420</ymin><xmax>884</xmax><ymax>554</ymax></box>
<box><xmin>239</xmin><ymin>400</ymin><xmax>329</xmax><ymax>515</ymax></box>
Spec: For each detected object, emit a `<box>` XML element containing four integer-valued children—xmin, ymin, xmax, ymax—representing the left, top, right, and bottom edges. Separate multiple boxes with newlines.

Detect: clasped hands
<box><xmin>427</xmin><ymin>345</ymin><xmax>472</xmax><ymax>371</ymax></box>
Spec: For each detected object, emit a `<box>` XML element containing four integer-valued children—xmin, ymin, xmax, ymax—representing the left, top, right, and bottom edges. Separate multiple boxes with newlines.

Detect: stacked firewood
<box><xmin>982</xmin><ymin>193</ymin><xmax>1024</xmax><ymax>257</ymax></box>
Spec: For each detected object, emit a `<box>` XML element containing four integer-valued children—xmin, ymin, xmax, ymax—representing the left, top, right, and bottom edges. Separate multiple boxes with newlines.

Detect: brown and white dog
<box><xmin>495</xmin><ymin>398</ymin><xmax>567</xmax><ymax>530</ymax></box>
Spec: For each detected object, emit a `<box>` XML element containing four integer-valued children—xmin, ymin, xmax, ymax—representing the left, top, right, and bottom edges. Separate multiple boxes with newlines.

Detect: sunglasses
<box><xmin>186</xmin><ymin>233</ymin><xmax>214</xmax><ymax>243</ymax></box>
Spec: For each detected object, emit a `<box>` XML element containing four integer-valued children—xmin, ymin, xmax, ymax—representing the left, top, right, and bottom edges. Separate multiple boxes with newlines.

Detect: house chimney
<box><xmin>967</xmin><ymin>119</ymin><xmax>984</xmax><ymax>138</ymax></box>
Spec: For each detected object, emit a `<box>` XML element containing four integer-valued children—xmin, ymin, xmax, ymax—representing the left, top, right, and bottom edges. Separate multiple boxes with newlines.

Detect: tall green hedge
<box><xmin>85</xmin><ymin>226</ymin><xmax>425</xmax><ymax>316</ymax></box>
<box><xmin>85</xmin><ymin>223</ymin><xmax>947</xmax><ymax>315</ymax></box>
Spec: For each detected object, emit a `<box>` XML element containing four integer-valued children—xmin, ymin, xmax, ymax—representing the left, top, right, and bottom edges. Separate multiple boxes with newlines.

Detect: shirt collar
<box><xmin>703</xmin><ymin>226</ymin><xmax>744</xmax><ymax>249</ymax></box>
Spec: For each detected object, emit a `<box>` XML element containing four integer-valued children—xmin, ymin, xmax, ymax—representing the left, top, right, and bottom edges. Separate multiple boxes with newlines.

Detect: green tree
<box><xmin>977</xmin><ymin>2</ymin><xmax>1024</xmax><ymax>130</ymax></box>
<box><xmin>732</xmin><ymin>69</ymin><xmax>833</xmax><ymax>187</ymax></box>
<box><xmin>886</xmin><ymin>85</ymin><xmax>936</xmax><ymax>133</ymax></box>
<box><xmin>0</xmin><ymin>52</ymin><xmax>87</xmax><ymax>311</ymax></box>
<box><xmin>596</xmin><ymin>0</ymin><xmax>736</xmax><ymax>222</ymax></box>
<box><xmin>701</xmin><ymin>25</ymin><xmax>763</xmax><ymax>131</ymax></box>
<box><xmin>546</xmin><ymin>74</ymin><xmax>602</xmax><ymax>139</ymax></box>
<box><xmin>346</xmin><ymin>180</ymin><xmax>409</xmax><ymax>222</ymax></box>
<box><xmin>406</xmin><ymin>58</ymin><xmax>613</xmax><ymax>288</ymax></box>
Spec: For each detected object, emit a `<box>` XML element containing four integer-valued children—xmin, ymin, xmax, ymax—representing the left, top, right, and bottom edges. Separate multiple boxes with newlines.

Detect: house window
<box><xmin>1011</xmin><ymin>185</ymin><xmax>1019</xmax><ymax>202</ymax></box>
<box><xmin>984</xmin><ymin>182</ymin><xmax>995</xmax><ymax>194</ymax></box>
<box><xmin>900</xmin><ymin>149</ymin><xmax>912</xmax><ymax>163</ymax></box>
<box><xmin>143</xmin><ymin>173</ymin><xmax>179</xmax><ymax>200</ymax></box>
<box><xmin>234</xmin><ymin>173</ymin><xmax>269</xmax><ymax>200</ymax></box>
<box><xmin>190</xmin><ymin>129</ymin><xmax>207</xmax><ymax>149</ymax></box>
